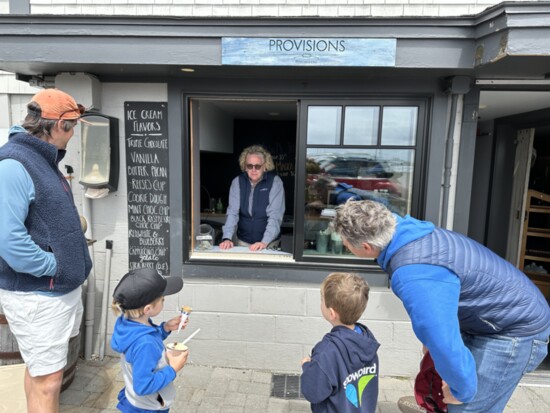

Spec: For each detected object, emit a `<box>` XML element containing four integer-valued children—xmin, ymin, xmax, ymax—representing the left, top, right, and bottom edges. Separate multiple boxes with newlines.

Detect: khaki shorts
<box><xmin>0</xmin><ymin>286</ymin><xmax>82</xmax><ymax>377</ymax></box>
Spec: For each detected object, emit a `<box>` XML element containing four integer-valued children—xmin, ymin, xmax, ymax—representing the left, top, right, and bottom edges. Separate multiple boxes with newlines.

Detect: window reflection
<box><xmin>304</xmin><ymin>149</ymin><xmax>414</xmax><ymax>257</ymax></box>
<box><xmin>307</xmin><ymin>106</ymin><xmax>342</xmax><ymax>145</ymax></box>
<box><xmin>343</xmin><ymin>106</ymin><xmax>379</xmax><ymax>145</ymax></box>
<box><xmin>381</xmin><ymin>106</ymin><xmax>418</xmax><ymax>146</ymax></box>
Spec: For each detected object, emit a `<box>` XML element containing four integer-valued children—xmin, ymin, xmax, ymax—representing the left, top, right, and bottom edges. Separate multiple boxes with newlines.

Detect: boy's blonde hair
<box><xmin>321</xmin><ymin>272</ymin><xmax>369</xmax><ymax>325</ymax></box>
<box><xmin>111</xmin><ymin>296</ymin><xmax>163</xmax><ymax>319</ymax></box>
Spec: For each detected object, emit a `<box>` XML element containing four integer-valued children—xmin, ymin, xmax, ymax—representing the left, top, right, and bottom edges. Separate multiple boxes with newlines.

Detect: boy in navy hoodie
<box><xmin>110</xmin><ymin>268</ymin><xmax>187</xmax><ymax>412</ymax></box>
<box><xmin>301</xmin><ymin>272</ymin><xmax>380</xmax><ymax>413</ymax></box>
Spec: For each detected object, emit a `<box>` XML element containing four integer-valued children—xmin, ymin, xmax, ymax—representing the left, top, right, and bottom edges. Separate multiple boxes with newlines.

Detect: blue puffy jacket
<box><xmin>378</xmin><ymin>214</ymin><xmax>550</xmax><ymax>402</ymax></box>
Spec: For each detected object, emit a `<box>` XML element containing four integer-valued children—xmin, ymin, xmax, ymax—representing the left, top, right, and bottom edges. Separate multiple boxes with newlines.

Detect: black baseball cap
<box><xmin>113</xmin><ymin>268</ymin><xmax>183</xmax><ymax>310</ymax></box>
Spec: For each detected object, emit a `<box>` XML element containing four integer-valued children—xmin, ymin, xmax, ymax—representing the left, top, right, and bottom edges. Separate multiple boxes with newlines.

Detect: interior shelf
<box><xmin>519</xmin><ymin>189</ymin><xmax>550</xmax><ymax>300</ymax></box>
<box><xmin>525</xmin><ymin>255</ymin><xmax>550</xmax><ymax>263</ymax></box>
<box><xmin>526</xmin><ymin>228</ymin><xmax>550</xmax><ymax>238</ymax></box>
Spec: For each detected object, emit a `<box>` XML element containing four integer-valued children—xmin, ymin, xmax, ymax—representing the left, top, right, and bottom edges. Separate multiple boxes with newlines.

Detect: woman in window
<box><xmin>219</xmin><ymin>145</ymin><xmax>285</xmax><ymax>251</ymax></box>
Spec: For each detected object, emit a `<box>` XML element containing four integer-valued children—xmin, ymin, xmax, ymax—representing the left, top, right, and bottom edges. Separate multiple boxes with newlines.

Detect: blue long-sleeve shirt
<box><xmin>0</xmin><ymin>129</ymin><xmax>57</xmax><ymax>278</ymax></box>
<box><xmin>378</xmin><ymin>215</ymin><xmax>477</xmax><ymax>403</ymax></box>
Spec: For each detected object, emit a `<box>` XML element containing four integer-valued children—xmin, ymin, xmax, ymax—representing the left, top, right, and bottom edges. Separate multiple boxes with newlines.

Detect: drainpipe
<box><xmin>96</xmin><ymin>240</ymin><xmax>113</xmax><ymax>360</ymax></box>
<box><xmin>83</xmin><ymin>196</ymin><xmax>97</xmax><ymax>360</ymax></box>
<box><xmin>440</xmin><ymin>76</ymin><xmax>470</xmax><ymax>229</ymax></box>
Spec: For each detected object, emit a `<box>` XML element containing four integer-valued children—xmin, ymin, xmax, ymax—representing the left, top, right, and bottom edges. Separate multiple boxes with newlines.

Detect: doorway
<box><xmin>472</xmin><ymin>91</ymin><xmax>550</xmax><ymax>374</ymax></box>
<box><xmin>520</xmin><ymin>127</ymin><xmax>550</xmax><ymax>374</ymax></box>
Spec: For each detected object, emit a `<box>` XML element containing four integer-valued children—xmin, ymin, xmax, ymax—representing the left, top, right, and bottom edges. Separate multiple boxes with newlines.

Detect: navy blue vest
<box><xmin>386</xmin><ymin>228</ymin><xmax>550</xmax><ymax>336</ymax></box>
<box><xmin>0</xmin><ymin>132</ymin><xmax>92</xmax><ymax>293</ymax></box>
<box><xmin>237</xmin><ymin>171</ymin><xmax>275</xmax><ymax>244</ymax></box>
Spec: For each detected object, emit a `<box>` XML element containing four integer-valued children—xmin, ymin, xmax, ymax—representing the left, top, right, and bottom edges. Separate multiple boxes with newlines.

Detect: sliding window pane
<box><xmin>343</xmin><ymin>106</ymin><xmax>379</xmax><ymax>145</ymax></box>
<box><xmin>304</xmin><ymin>148</ymin><xmax>414</xmax><ymax>257</ymax></box>
<box><xmin>381</xmin><ymin>107</ymin><xmax>418</xmax><ymax>146</ymax></box>
<box><xmin>307</xmin><ymin>106</ymin><xmax>342</xmax><ymax>145</ymax></box>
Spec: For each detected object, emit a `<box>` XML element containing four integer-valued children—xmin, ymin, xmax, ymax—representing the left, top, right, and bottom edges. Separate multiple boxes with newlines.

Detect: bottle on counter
<box><xmin>216</xmin><ymin>198</ymin><xmax>224</xmax><ymax>214</ymax></box>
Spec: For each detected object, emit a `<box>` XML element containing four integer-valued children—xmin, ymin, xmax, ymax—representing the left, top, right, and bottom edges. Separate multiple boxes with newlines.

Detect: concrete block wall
<box><xmin>145</xmin><ymin>279</ymin><xmax>421</xmax><ymax>376</ymax></box>
<box><xmin>19</xmin><ymin>1</ymin><xmax>528</xmax><ymax>18</ymax></box>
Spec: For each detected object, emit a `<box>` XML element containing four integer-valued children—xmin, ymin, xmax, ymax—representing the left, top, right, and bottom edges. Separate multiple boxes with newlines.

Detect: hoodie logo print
<box><xmin>345</xmin><ymin>374</ymin><xmax>375</xmax><ymax>408</ymax></box>
<box><xmin>343</xmin><ymin>363</ymin><xmax>377</xmax><ymax>408</ymax></box>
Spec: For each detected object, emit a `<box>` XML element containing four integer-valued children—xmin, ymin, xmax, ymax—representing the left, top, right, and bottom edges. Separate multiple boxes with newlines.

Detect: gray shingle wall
<box><xmin>22</xmin><ymin>1</ymin><xmax>527</xmax><ymax>17</ymax></box>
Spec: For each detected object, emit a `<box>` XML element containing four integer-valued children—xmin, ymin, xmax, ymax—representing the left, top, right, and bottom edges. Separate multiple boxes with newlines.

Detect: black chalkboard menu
<box><xmin>124</xmin><ymin>102</ymin><xmax>170</xmax><ymax>275</ymax></box>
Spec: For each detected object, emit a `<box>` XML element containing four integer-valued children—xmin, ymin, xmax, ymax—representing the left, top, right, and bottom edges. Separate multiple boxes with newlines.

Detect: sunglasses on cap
<box><xmin>58</xmin><ymin>103</ymin><xmax>86</xmax><ymax>121</ymax></box>
<box><xmin>246</xmin><ymin>164</ymin><xmax>263</xmax><ymax>171</ymax></box>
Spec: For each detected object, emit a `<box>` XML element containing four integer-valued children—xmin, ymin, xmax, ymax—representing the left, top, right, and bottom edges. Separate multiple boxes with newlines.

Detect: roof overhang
<box><xmin>2</xmin><ymin>2</ymin><xmax>550</xmax><ymax>82</ymax></box>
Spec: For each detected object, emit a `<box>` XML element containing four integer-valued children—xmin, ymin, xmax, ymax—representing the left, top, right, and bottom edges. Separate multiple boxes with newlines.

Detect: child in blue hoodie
<box><xmin>301</xmin><ymin>272</ymin><xmax>380</xmax><ymax>413</ymax></box>
<box><xmin>110</xmin><ymin>268</ymin><xmax>188</xmax><ymax>412</ymax></box>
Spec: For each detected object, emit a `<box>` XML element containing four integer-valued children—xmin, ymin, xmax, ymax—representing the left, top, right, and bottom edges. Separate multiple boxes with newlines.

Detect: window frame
<box><xmin>184</xmin><ymin>94</ymin><xmax>430</xmax><ymax>268</ymax></box>
<box><xmin>294</xmin><ymin>97</ymin><xmax>429</xmax><ymax>264</ymax></box>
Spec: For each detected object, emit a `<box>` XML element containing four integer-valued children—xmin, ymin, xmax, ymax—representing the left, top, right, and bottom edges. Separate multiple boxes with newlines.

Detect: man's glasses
<box><xmin>58</xmin><ymin>104</ymin><xmax>86</xmax><ymax>121</ymax></box>
<box><xmin>246</xmin><ymin>164</ymin><xmax>263</xmax><ymax>171</ymax></box>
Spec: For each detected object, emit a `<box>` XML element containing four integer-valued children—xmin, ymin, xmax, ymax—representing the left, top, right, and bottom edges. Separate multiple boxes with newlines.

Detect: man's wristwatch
<box><xmin>222</xmin><ymin>238</ymin><xmax>232</xmax><ymax>243</ymax></box>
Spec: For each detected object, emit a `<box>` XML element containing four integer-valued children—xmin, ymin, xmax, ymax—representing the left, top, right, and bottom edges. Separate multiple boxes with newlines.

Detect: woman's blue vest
<box><xmin>0</xmin><ymin>132</ymin><xmax>92</xmax><ymax>293</ymax></box>
<box><xmin>386</xmin><ymin>228</ymin><xmax>550</xmax><ymax>336</ymax></box>
<box><xmin>237</xmin><ymin>171</ymin><xmax>275</xmax><ymax>244</ymax></box>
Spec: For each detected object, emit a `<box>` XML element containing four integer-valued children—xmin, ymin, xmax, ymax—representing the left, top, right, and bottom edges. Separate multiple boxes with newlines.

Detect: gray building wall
<box><xmin>9</xmin><ymin>73</ymin><xmax>423</xmax><ymax>375</ymax></box>
<box><xmin>3</xmin><ymin>0</ymin><xmax>547</xmax><ymax>378</ymax></box>
<box><xmin>43</xmin><ymin>71</ymin><xmax>442</xmax><ymax>375</ymax></box>
<box><xmin>0</xmin><ymin>7</ymin><xmax>480</xmax><ymax>374</ymax></box>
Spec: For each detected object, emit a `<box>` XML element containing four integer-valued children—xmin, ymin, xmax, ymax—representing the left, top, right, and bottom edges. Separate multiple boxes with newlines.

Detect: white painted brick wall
<box><xmin>21</xmin><ymin>1</ymin><xmax>530</xmax><ymax>18</ymax></box>
<box><xmin>0</xmin><ymin>71</ymin><xmax>42</xmax><ymax>146</ymax></box>
<box><xmin>0</xmin><ymin>71</ymin><xmax>41</xmax><ymax>95</ymax></box>
<box><xmin>0</xmin><ymin>94</ymin><xmax>9</xmax><ymax>146</ymax></box>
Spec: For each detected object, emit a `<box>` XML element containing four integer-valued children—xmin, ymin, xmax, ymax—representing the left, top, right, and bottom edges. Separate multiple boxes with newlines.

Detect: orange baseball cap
<box><xmin>30</xmin><ymin>89</ymin><xmax>85</xmax><ymax>120</ymax></box>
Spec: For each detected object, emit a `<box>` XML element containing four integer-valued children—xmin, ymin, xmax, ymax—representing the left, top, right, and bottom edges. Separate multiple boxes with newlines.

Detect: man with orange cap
<box><xmin>0</xmin><ymin>89</ymin><xmax>92</xmax><ymax>413</ymax></box>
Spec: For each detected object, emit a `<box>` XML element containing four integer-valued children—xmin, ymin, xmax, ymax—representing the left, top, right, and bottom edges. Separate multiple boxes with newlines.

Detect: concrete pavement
<box><xmin>59</xmin><ymin>356</ymin><xmax>550</xmax><ymax>413</ymax></box>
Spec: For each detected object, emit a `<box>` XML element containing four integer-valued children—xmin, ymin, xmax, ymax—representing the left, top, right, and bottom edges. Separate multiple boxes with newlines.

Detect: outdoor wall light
<box><xmin>79</xmin><ymin>113</ymin><xmax>119</xmax><ymax>199</ymax></box>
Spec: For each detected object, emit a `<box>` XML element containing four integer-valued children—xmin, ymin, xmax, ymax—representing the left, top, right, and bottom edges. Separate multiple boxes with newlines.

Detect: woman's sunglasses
<box><xmin>246</xmin><ymin>164</ymin><xmax>264</xmax><ymax>171</ymax></box>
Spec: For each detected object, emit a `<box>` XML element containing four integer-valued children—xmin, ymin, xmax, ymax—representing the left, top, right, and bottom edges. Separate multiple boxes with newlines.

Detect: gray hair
<box><xmin>22</xmin><ymin>101</ymin><xmax>77</xmax><ymax>139</ymax></box>
<box><xmin>238</xmin><ymin>145</ymin><xmax>275</xmax><ymax>172</ymax></box>
<box><xmin>333</xmin><ymin>200</ymin><xmax>397</xmax><ymax>250</ymax></box>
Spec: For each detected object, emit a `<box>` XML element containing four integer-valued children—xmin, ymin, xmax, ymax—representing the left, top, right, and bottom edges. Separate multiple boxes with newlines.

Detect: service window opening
<box><xmin>189</xmin><ymin>98</ymin><xmax>297</xmax><ymax>263</ymax></box>
<box><xmin>188</xmin><ymin>96</ymin><xmax>425</xmax><ymax>264</ymax></box>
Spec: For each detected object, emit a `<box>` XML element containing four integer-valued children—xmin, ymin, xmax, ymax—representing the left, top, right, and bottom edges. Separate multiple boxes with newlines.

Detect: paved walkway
<box><xmin>59</xmin><ymin>356</ymin><xmax>550</xmax><ymax>413</ymax></box>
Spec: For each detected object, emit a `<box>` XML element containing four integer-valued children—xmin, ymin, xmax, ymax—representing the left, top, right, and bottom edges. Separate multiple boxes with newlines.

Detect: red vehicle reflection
<box><xmin>307</xmin><ymin>156</ymin><xmax>402</xmax><ymax>196</ymax></box>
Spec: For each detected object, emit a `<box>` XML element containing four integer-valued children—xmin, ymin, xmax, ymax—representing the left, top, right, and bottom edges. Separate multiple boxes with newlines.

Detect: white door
<box><xmin>506</xmin><ymin>128</ymin><xmax>534</xmax><ymax>266</ymax></box>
